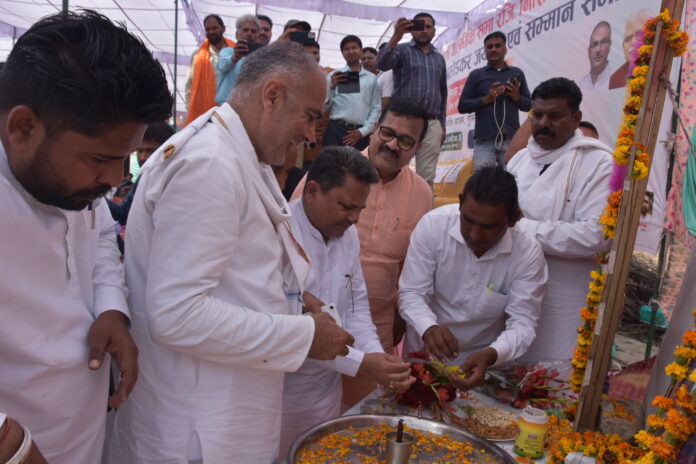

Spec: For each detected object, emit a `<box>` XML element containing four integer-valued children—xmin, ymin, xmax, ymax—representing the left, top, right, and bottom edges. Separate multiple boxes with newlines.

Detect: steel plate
<box><xmin>288</xmin><ymin>413</ymin><xmax>517</xmax><ymax>463</ymax></box>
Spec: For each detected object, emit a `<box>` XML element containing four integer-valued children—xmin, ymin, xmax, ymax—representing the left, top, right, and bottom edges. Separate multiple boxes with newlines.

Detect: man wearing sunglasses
<box><xmin>292</xmin><ymin>98</ymin><xmax>433</xmax><ymax>406</ymax></box>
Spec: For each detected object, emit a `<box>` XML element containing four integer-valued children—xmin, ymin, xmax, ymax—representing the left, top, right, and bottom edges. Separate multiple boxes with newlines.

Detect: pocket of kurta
<box><xmin>477</xmin><ymin>290</ymin><xmax>508</xmax><ymax>319</ymax></box>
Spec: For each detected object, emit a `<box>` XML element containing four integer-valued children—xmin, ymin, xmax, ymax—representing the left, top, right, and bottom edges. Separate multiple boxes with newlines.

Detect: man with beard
<box><xmin>578</xmin><ymin>21</ymin><xmax>612</xmax><ymax>92</ymax></box>
<box><xmin>507</xmin><ymin>77</ymin><xmax>613</xmax><ymax>366</ymax></box>
<box><xmin>292</xmin><ymin>98</ymin><xmax>433</xmax><ymax>406</ymax></box>
<box><xmin>0</xmin><ymin>10</ymin><xmax>173</xmax><ymax>463</ymax></box>
<box><xmin>458</xmin><ymin>31</ymin><xmax>531</xmax><ymax>169</ymax></box>
<box><xmin>399</xmin><ymin>165</ymin><xmax>546</xmax><ymax>390</ymax></box>
<box><xmin>609</xmin><ymin>10</ymin><xmax>650</xmax><ymax>90</ymax></box>
<box><xmin>215</xmin><ymin>14</ymin><xmax>261</xmax><ymax>105</ymax></box>
<box><xmin>324</xmin><ymin>35</ymin><xmax>381</xmax><ymax>151</ymax></box>
<box><xmin>185</xmin><ymin>14</ymin><xmax>235</xmax><ymax>124</ymax></box>
<box><xmin>377</xmin><ymin>12</ymin><xmax>448</xmax><ymax>186</ymax></box>
<box><xmin>106</xmin><ymin>42</ymin><xmax>354</xmax><ymax>464</ymax></box>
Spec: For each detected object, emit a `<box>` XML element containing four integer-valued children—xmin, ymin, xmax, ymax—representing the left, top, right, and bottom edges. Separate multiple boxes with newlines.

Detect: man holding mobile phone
<box><xmin>458</xmin><ymin>31</ymin><xmax>532</xmax><ymax>169</ymax></box>
<box><xmin>376</xmin><ymin>12</ymin><xmax>447</xmax><ymax>187</ymax></box>
<box><xmin>324</xmin><ymin>35</ymin><xmax>381</xmax><ymax>151</ymax></box>
<box><xmin>215</xmin><ymin>14</ymin><xmax>261</xmax><ymax>104</ymax></box>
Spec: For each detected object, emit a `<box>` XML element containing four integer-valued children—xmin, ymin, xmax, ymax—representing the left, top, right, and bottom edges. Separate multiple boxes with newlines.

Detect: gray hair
<box><xmin>230</xmin><ymin>41</ymin><xmax>322</xmax><ymax>105</ymax></box>
<box><xmin>235</xmin><ymin>14</ymin><xmax>260</xmax><ymax>31</ymax></box>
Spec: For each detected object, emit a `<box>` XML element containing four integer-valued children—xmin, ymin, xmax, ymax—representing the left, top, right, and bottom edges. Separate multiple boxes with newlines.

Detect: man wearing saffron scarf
<box><xmin>506</xmin><ymin>77</ymin><xmax>613</xmax><ymax>367</ymax></box>
<box><xmin>185</xmin><ymin>14</ymin><xmax>235</xmax><ymax>125</ymax></box>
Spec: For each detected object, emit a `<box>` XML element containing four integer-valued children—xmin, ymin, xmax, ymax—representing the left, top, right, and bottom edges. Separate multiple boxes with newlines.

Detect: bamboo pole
<box><xmin>574</xmin><ymin>0</ymin><xmax>685</xmax><ymax>430</ymax></box>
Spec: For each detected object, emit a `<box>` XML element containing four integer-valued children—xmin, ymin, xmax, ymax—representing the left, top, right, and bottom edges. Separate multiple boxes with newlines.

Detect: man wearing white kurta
<box><xmin>280</xmin><ymin>147</ymin><xmax>413</xmax><ymax>456</ymax></box>
<box><xmin>0</xmin><ymin>11</ymin><xmax>172</xmax><ymax>463</ymax></box>
<box><xmin>106</xmin><ymin>42</ymin><xmax>355</xmax><ymax>464</ymax></box>
<box><xmin>507</xmin><ymin>77</ymin><xmax>613</xmax><ymax>365</ymax></box>
<box><xmin>399</xmin><ymin>166</ymin><xmax>547</xmax><ymax>390</ymax></box>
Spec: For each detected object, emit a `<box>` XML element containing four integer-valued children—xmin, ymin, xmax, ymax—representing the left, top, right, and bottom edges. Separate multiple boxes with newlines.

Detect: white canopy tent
<box><xmin>0</xmin><ymin>0</ymin><xmax>500</xmax><ymax>117</ymax></box>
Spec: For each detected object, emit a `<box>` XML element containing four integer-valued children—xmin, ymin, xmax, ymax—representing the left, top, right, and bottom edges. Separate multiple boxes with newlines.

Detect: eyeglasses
<box><xmin>377</xmin><ymin>126</ymin><xmax>417</xmax><ymax>151</ymax></box>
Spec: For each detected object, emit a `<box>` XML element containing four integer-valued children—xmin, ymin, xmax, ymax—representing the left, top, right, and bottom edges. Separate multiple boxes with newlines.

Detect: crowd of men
<box><xmin>0</xmin><ymin>8</ymin><xmax>615</xmax><ymax>464</ymax></box>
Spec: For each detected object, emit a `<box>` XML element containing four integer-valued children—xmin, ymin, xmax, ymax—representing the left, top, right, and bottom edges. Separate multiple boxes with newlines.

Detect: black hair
<box><xmin>304</xmin><ymin>39</ymin><xmax>320</xmax><ymax>49</ymax></box>
<box><xmin>306</xmin><ymin>146</ymin><xmax>378</xmax><ymax>193</ymax></box>
<box><xmin>461</xmin><ymin>165</ymin><xmax>520</xmax><ymax>219</ymax></box>
<box><xmin>531</xmin><ymin>77</ymin><xmax>583</xmax><ymax>113</ymax></box>
<box><xmin>413</xmin><ymin>12</ymin><xmax>435</xmax><ymax>26</ymax></box>
<box><xmin>362</xmin><ymin>47</ymin><xmax>377</xmax><ymax>55</ymax></box>
<box><xmin>0</xmin><ymin>10</ymin><xmax>173</xmax><ymax>136</ymax></box>
<box><xmin>484</xmin><ymin>30</ymin><xmax>506</xmax><ymax>45</ymax></box>
<box><xmin>378</xmin><ymin>98</ymin><xmax>429</xmax><ymax>142</ymax></box>
<box><xmin>378</xmin><ymin>42</ymin><xmax>387</xmax><ymax>50</ymax></box>
<box><xmin>340</xmin><ymin>35</ymin><xmax>363</xmax><ymax>51</ymax></box>
<box><xmin>256</xmin><ymin>14</ymin><xmax>272</xmax><ymax>27</ymax></box>
<box><xmin>143</xmin><ymin>122</ymin><xmax>175</xmax><ymax>145</ymax></box>
<box><xmin>579</xmin><ymin>120</ymin><xmax>598</xmax><ymax>136</ymax></box>
<box><xmin>203</xmin><ymin>14</ymin><xmax>224</xmax><ymax>27</ymax></box>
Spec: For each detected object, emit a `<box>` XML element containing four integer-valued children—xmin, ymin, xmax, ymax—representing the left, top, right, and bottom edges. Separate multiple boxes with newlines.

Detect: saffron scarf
<box><xmin>185</xmin><ymin>38</ymin><xmax>235</xmax><ymax>126</ymax></box>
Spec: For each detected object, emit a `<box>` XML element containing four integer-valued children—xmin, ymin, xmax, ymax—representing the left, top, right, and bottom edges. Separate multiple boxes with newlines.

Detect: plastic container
<box><xmin>513</xmin><ymin>406</ymin><xmax>549</xmax><ymax>459</ymax></box>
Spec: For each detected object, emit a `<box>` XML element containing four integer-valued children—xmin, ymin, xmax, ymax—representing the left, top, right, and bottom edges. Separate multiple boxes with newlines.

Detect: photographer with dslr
<box><xmin>215</xmin><ymin>14</ymin><xmax>261</xmax><ymax>104</ymax></box>
<box><xmin>458</xmin><ymin>31</ymin><xmax>531</xmax><ymax>169</ymax></box>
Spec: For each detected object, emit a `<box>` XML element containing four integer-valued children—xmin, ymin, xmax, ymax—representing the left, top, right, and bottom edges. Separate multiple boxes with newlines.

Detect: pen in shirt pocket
<box><xmin>390</xmin><ymin>217</ymin><xmax>400</xmax><ymax>232</ymax></box>
<box><xmin>485</xmin><ymin>284</ymin><xmax>495</xmax><ymax>296</ymax></box>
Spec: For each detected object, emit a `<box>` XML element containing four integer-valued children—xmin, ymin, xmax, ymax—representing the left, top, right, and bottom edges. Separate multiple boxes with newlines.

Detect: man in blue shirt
<box><xmin>324</xmin><ymin>35</ymin><xmax>381</xmax><ymax>151</ymax></box>
<box><xmin>215</xmin><ymin>14</ymin><xmax>260</xmax><ymax>105</ymax></box>
<box><xmin>458</xmin><ymin>31</ymin><xmax>532</xmax><ymax>169</ymax></box>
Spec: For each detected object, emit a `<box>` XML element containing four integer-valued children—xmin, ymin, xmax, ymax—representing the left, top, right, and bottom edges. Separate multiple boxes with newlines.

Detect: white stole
<box><xmin>512</xmin><ymin>129</ymin><xmax>612</xmax><ymax>222</ymax></box>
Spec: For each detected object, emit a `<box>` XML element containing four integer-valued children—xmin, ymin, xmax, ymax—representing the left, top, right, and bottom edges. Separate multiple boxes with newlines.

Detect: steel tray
<box><xmin>288</xmin><ymin>413</ymin><xmax>517</xmax><ymax>463</ymax></box>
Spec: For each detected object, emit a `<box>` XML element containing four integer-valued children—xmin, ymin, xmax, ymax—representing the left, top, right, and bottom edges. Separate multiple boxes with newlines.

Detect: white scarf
<box><xmin>187</xmin><ymin>105</ymin><xmax>310</xmax><ymax>312</ymax></box>
<box><xmin>513</xmin><ymin>129</ymin><xmax>612</xmax><ymax>221</ymax></box>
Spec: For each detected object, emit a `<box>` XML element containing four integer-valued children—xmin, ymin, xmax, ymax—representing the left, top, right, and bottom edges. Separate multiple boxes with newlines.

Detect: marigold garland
<box><xmin>570</xmin><ymin>8</ymin><xmax>688</xmax><ymax>395</ymax></box>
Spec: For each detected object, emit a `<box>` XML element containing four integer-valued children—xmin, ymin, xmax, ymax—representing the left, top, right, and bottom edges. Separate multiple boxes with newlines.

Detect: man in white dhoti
<box><xmin>106</xmin><ymin>41</ymin><xmax>355</xmax><ymax>464</ymax></box>
<box><xmin>280</xmin><ymin>147</ymin><xmax>414</xmax><ymax>456</ymax></box>
<box><xmin>507</xmin><ymin>77</ymin><xmax>613</xmax><ymax>365</ymax></box>
<box><xmin>0</xmin><ymin>11</ymin><xmax>172</xmax><ymax>463</ymax></box>
<box><xmin>399</xmin><ymin>166</ymin><xmax>547</xmax><ymax>390</ymax></box>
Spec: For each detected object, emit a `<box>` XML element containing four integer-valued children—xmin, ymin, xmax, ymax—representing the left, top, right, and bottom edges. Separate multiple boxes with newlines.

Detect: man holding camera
<box><xmin>215</xmin><ymin>14</ymin><xmax>261</xmax><ymax>105</ymax></box>
<box><xmin>377</xmin><ymin>12</ymin><xmax>447</xmax><ymax>186</ymax></box>
<box><xmin>458</xmin><ymin>31</ymin><xmax>531</xmax><ymax>169</ymax></box>
<box><xmin>324</xmin><ymin>35</ymin><xmax>381</xmax><ymax>151</ymax></box>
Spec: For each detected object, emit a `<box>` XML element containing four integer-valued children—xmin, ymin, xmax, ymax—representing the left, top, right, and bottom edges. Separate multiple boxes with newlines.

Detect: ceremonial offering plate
<box><xmin>288</xmin><ymin>413</ymin><xmax>517</xmax><ymax>463</ymax></box>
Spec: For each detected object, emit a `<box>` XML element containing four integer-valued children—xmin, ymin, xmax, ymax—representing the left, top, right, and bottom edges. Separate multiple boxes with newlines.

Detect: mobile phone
<box><xmin>408</xmin><ymin>19</ymin><xmax>425</xmax><ymax>31</ymax></box>
<box><xmin>239</xmin><ymin>41</ymin><xmax>263</xmax><ymax>55</ymax></box>
<box><xmin>507</xmin><ymin>74</ymin><xmax>520</xmax><ymax>85</ymax></box>
<box><xmin>290</xmin><ymin>31</ymin><xmax>314</xmax><ymax>44</ymax></box>
<box><xmin>337</xmin><ymin>71</ymin><xmax>360</xmax><ymax>94</ymax></box>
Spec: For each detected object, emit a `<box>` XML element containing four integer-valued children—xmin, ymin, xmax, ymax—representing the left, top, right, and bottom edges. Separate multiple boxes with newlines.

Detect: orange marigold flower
<box><xmin>665</xmin><ymin>362</ymin><xmax>689</xmax><ymax>380</ymax></box>
<box><xmin>647</xmin><ymin>414</ymin><xmax>666</xmax><ymax>429</ymax></box>
<box><xmin>652</xmin><ymin>395</ymin><xmax>674</xmax><ymax>410</ymax></box>
<box><xmin>682</xmin><ymin>330</ymin><xmax>696</xmax><ymax>346</ymax></box>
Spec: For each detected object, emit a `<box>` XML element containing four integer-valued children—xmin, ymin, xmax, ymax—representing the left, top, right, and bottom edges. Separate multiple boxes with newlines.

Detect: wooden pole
<box><xmin>574</xmin><ymin>0</ymin><xmax>686</xmax><ymax>430</ymax></box>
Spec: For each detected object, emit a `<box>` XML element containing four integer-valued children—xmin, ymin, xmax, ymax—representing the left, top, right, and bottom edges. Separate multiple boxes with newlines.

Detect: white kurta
<box><xmin>106</xmin><ymin>104</ymin><xmax>315</xmax><ymax>464</ymax></box>
<box><xmin>279</xmin><ymin>199</ymin><xmax>383</xmax><ymax>455</ymax></box>
<box><xmin>0</xmin><ymin>146</ymin><xmax>128</xmax><ymax>463</ymax></box>
<box><xmin>507</xmin><ymin>131</ymin><xmax>613</xmax><ymax>365</ymax></box>
<box><xmin>399</xmin><ymin>204</ymin><xmax>547</xmax><ymax>366</ymax></box>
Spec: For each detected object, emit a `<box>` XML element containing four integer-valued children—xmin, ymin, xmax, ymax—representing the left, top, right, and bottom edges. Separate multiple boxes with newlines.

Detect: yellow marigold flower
<box><xmin>586</xmin><ymin>293</ymin><xmax>601</xmax><ymax>306</ymax></box>
<box><xmin>638</xmin><ymin>44</ymin><xmax>653</xmax><ymax>56</ymax></box>
<box><xmin>634</xmin><ymin>430</ymin><xmax>655</xmax><ymax>449</ymax></box>
<box><xmin>652</xmin><ymin>395</ymin><xmax>674</xmax><ymax>410</ymax></box>
<box><xmin>633</xmin><ymin>65</ymin><xmax>649</xmax><ymax>78</ymax></box>
<box><xmin>632</xmin><ymin>162</ymin><xmax>649</xmax><ymax>179</ymax></box>
<box><xmin>674</xmin><ymin>345</ymin><xmax>696</xmax><ymax>361</ymax></box>
<box><xmin>647</xmin><ymin>414</ymin><xmax>666</xmax><ymax>429</ymax></box>
<box><xmin>690</xmin><ymin>368</ymin><xmax>696</xmax><ymax>383</ymax></box>
<box><xmin>590</xmin><ymin>269</ymin><xmax>605</xmax><ymax>282</ymax></box>
<box><xmin>665</xmin><ymin>362</ymin><xmax>688</xmax><ymax>380</ymax></box>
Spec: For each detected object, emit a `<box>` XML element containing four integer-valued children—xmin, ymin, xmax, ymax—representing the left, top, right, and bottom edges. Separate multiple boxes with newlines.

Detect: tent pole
<box><xmin>173</xmin><ymin>0</ymin><xmax>178</xmax><ymax>128</ymax></box>
<box><xmin>62</xmin><ymin>0</ymin><xmax>68</xmax><ymax>13</ymax></box>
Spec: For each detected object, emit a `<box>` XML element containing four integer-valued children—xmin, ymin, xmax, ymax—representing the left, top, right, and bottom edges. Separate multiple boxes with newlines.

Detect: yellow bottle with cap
<box><xmin>514</xmin><ymin>406</ymin><xmax>549</xmax><ymax>459</ymax></box>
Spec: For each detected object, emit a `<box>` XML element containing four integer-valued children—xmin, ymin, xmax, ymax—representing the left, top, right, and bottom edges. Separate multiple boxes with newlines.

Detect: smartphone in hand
<box><xmin>407</xmin><ymin>19</ymin><xmax>425</xmax><ymax>31</ymax></box>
